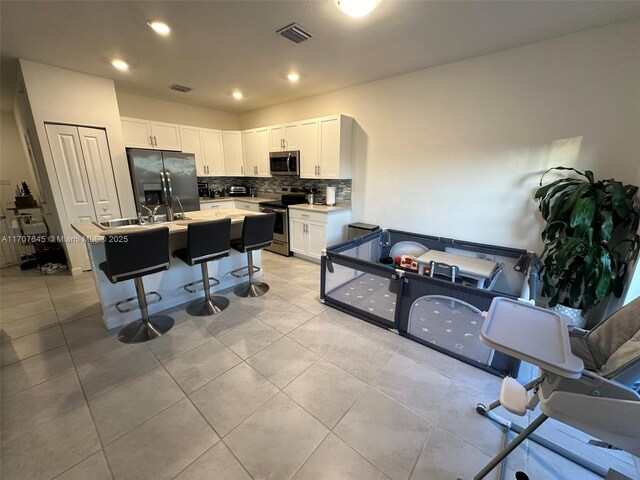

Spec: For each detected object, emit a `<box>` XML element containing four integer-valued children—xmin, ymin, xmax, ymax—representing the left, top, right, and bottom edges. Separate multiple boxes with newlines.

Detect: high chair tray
<box><xmin>480</xmin><ymin>298</ymin><xmax>583</xmax><ymax>378</ymax></box>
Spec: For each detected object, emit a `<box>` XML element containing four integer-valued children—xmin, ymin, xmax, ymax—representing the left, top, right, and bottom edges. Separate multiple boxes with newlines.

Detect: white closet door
<box><xmin>45</xmin><ymin>124</ymin><xmax>96</xmax><ymax>223</ymax></box>
<box><xmin>78</xmin><ymin>127</ymin><xmax>121</xmax><ymax>222</ymax></box>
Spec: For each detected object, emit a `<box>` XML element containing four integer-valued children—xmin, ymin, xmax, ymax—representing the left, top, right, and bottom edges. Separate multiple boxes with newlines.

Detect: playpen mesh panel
<box><xmin>408</xmin><ymin>295</ymin><xmax>493</xmax><ymax>364</ymax></box>
<box><xmin>324</xmin><ymin>233</ymin><xmax>398</xmax><ymax>327</ymax></box>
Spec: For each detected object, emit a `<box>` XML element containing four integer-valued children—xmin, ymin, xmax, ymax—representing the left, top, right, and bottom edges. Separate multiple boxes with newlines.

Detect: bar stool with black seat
<box><xmin>231</xmin><ymin>212</ymin><xmax>276</xmax><ymax>298</ymax></box>
<box><xmin>99</xmin><ymin>227</ymin><xmax>173</xmax><ymax>344</ymax></box>
<box><xmin>172</xmin><ymin>218</ymin><xmax>232</xmax><ymax>316</ymax></box>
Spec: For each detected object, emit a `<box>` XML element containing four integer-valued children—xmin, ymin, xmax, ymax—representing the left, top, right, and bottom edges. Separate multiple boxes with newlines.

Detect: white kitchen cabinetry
<box><xmin>300</xmin><ymin>115</ymin><xmax>353</xmax><ymax>179</ymax></box>
<box><xmin>243</xmin><ymin>128</ymin><xmax>271</xmax><ymax>176</ymax></box>
<box><xmin>180</xmin><ymin>126</ymin><xmax>205</xmax><ymax>175</ymax></box>
<box><xmin>45</xmin><ymin>124</ymin><xmax>121</xmax><ymax>224</ymax></box>
<box><xmin>121</xmin><ymin>117</ymin><xmax>181</xmax><ymax>150</ymax></box>
<box><xmin>242</xmin><ymin>130</ymin><xmax>257</xmax><ymax>177</ymax></box>
<box><xmin>201</xmin><ymin>129</ymin><xmax>225</xmax><ymax>176</ymax></box>
<box><xmin>289</xmin><ymin>208</ymin><xmax>351</xmax><ymax>262</ymax></box>
<box><xmin>223</xmin><ymin>131</ymin><xmax>245</xmax><ymax>176</ymax></box>
<box><xmin>234</xmin><ymin>200</ymin><xmax>260</xmax><ymax>212</ymax></box>
<box><xmin>299</xmin><ymin>119</ymin><xmax>319</xmax><ymax>178</ymax></box>
<box><xmin>270</xmin><ymin>123</ymin><xmax>300</xmax><ymax>151</ymax></box>
<box><xmin>181</xmin><ymin>126</ymin><xmax>225</xmax><ymax>176</ymax></box>
<box><xmin>200</xmin><ymin>200</ymin><xmax>234</xmax><ymax>210</ymax></box>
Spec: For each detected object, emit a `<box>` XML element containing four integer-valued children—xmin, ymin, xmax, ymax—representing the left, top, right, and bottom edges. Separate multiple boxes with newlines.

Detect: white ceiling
<box><xmin>1</xmin><ymin>1</ymin><xmax>639</xmax><ymax>114</ymax></box>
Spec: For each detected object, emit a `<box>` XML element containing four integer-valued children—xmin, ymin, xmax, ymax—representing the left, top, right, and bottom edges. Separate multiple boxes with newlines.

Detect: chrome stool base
<box><xmin>118</xmin><ymin>315</ymin><xmax>174</xmax><ymax>344</ymax></box>
<box><xmin>186</xmin><ymin>296</ymin><xmax>230</xmax><ymax>316</ymax></box>
<box><xmin>234</xmin><ymin>281</ymin><xmax>269</xmax><ymax>298</ymax></box>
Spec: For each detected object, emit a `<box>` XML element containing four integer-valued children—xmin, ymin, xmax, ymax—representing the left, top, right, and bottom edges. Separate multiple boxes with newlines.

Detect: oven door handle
<box><xmin>260</xmin><ymin>207</ymin><xmax>287</xmax><ymax>214</ymax></box>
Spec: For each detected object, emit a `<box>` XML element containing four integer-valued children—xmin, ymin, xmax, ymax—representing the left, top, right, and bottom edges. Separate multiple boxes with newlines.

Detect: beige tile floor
<box><xmin>1</xmin><ymin>252</ymin><xmax>639</xmax><ymax>480</ymax></box>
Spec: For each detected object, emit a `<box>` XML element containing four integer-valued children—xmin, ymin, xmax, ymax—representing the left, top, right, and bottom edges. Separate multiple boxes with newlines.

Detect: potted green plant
<box><xmin>14</xmin><ymin>181</ymin><xmax>37</xmax><ymax>208</ymax></box>
<box><xmin>535</xmin><ymin>167</ymin><xmax>640</xmax><ymax>327</ymax></box>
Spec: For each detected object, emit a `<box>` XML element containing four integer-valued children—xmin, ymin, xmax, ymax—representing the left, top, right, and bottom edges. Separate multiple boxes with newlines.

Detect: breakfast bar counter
<box><xmin>72</xmin><ymin>208</ymin><xmax>263</xmax><ymax>330</ymax></box>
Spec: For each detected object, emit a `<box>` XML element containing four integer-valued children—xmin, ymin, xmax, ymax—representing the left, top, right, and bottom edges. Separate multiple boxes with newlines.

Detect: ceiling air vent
<box><xmin>277</xmin><ymin>23</ymin><xmax>312</xmax><ymax>44</ymax></box>
<box><xmin>169</xmin><ymin>84</ymin><xmax>192</xmax><ymax>93</ymax></box>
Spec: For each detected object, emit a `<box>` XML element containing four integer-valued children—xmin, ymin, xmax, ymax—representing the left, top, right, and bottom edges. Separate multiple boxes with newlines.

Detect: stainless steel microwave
<box><xmin>269</xmin><ymin>150</ymin><xmax>300</xmax><ymax>176</ymax></box>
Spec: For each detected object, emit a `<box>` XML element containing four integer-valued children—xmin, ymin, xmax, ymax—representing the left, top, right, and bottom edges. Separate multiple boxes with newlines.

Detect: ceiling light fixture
<box><xmin>111</xmin><ymin>59</ymin><xmax>129</xmax><ymax>71</ymax></box>
<box><xmin>287</xmin><ymin>72</ymin><xmax>300</xmax><ymax>82</ymax></box>
<box><xmin>232</xmin><ymin>90</ymin><xmax>243</xmax><ymax>100</ymax></box>
<box><xmin>148</xmin><ymin>21</ymin><xmax>171</xmax><ymax>36</ymax></box>
<box><xmin>335</xmin><ymin>0</ymin><xmax>380</xmax><ymax>17</ymax></box>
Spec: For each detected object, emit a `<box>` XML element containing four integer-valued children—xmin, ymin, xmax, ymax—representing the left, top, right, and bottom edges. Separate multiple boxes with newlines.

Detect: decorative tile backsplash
<box><xmin>199</xmin><ymin>176</ymin><xmax>351</xmax><ymax>203</ymax></box>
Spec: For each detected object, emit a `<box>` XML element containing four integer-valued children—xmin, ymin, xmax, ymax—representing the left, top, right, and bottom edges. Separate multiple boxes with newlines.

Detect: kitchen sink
<box><xmin>94</xmin><ymin>217</ymin><xmax>144</xmax><ymax>229</ymax></box>
<box><xmin>94</xmin><ymin>216</ymin><xmax>192</xmax><ymax>229</ymax></box>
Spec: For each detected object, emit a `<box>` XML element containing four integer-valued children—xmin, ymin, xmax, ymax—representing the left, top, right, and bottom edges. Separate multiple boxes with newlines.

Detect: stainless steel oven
<box><xmin>269</xmin><ymin>150</ymin><xmax>300</xmax><ymax>176</ymax></box>
<box><xmin>259</xmin><ymin>205</ymin><xmax>289</xmax><ymax>256</ymax></box>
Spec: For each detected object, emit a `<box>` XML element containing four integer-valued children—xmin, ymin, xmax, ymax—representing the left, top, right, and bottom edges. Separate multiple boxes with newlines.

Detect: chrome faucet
<box><xmin>172</xmin><ymin>195</ymin><xmax>185</xmax><ymax>220</ymax></box>
<box><xmin>140</xmin><ymin>205</ymin><xmax>162</xmax><ymax>223</ymax></box>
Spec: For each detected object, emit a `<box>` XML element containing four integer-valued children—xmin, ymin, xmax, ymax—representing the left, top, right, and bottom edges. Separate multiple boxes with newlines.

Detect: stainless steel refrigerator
<box><xmin>127</xmin><ymin>149</ymin><xmax>200</xmax><ymax>216</ymax></box>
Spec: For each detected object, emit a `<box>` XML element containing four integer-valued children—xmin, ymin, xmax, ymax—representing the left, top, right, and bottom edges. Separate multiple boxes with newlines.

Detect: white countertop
<box><xmin>288</xmin><ymin>204</ymin><xmax>351</xmax><ymax>214</ymax></box>
<box><xmin>71</xmin><ymin>208</ymin><xmax>261</xmax><ymax>243</ymax></box>
<box><xmin>199</xmin><ymin>196</ymin><xmax>275</xmax><ymax>204</ymax></box>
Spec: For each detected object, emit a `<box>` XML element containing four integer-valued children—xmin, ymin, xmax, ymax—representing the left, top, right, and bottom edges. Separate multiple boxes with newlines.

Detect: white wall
<box><xmin>0</xmin><ymin>111</ymin><xmax>39</xmax><ymax>210</ymax></box>
<box><xmin>240</xmin><ymin>21</ymin><xmax>640</xmax><ymax>253</ymax></box>
<box><xmin>116</xmin><ymin>91</ymin><xmax>238</xmax><ymax>130</ymax></box>
<box><xmin>18</xmin><ymin>59</ymin><xmax>137</xmax><ymax>272</ymax></box>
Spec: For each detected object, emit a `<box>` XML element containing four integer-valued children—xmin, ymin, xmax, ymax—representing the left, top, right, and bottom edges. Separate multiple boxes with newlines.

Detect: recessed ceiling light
<box><xmin>111</xmin><ymin>59</ymin><xmax>129</xmax><ymax>71</ymax></box>
<box><xmin>336</xmin><ymin>0</ymin><xmax>380</xmax><ymax>17</ymax></box>
<box><xmin>232</xmin><ymin>90</ymin><xmax>243</xmax><ymax>100</ymax></box>
<box><xmin>148</xmin><ymin>21</ymin><xmax>171</xmax><ymax>36</ymax></box>
<box><xmin>287</xmin><ymin>72</ymin><xmax>300</xmax><ymax>82</ymax></box>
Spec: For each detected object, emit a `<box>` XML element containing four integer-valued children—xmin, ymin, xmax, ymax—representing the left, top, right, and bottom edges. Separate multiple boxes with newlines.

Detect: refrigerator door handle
<box><xmin>160</xmin><ymin>171</ymin><xmax>168</xmax><ymax>204</ymax></box>
<box><xmin>166</xmin><ymin>171</ymin><xmax>174</xmax><ymax>200</ymax></box>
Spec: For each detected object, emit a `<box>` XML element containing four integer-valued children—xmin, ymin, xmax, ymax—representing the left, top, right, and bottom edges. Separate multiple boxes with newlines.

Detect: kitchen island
<box><xmin>72</xmin><ymin>208</ymin><xmax>263</xmax><ymax>330</ymax></box>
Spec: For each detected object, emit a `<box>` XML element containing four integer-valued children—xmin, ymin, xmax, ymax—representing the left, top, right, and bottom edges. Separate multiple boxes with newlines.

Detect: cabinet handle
<box><xmin>302</xmin><ymin>214</ymin><xmax>309</xmax><ymax>218</ymax></box>
<box><xmin>318</xmin><ymin>165</ymin><xmax>320</xmax><ymax>175</ymax></box>
<box><xmin>150</xmin><ymin>135</ymin><xmax>154</xmax><ymax>147</ymax></box>
<box><xmin>153</xmin><ymin>136</ymin><xmax>158</xmax><ymax>147</ymax></box>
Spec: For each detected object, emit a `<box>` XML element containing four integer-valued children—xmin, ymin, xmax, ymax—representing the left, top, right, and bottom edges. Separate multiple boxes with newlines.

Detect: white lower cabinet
<box><xmin>199</xmin><ymin>200</ymin><xmax>234</xmax><ymax>210</ymax></box>
<box><xmin>289</xmin><ymin>208</ymin><xmax>351</xmax><ymax>261</ymax></box>
<box><xmin>234</xmin><ymin>201</ymin><xmax>260</xmax><ymax>212</ymax></box>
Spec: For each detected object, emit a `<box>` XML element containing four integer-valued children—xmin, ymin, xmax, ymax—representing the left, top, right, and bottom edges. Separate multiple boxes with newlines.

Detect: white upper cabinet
<box><xmin>270</xmin><ymin>122</ymin><xmax>300</xmax><ymax>151</ymax></box>
<box><xmin>121</xmin><ymin>117</ymin><xmax>181</xmax><ymax>150</ymax></box>
<box><xmin>179</xmin><ymin>126</ymin><xmax>205</xmax><ymax>175</ymax></box>
<box><xmin>222</xmin><ymin>131</ymin><xmax>244</xmax><ymax>176</ymax></box>
<box><xmin>299</xmin><ymin>119</ymin><xmax>319</xmax><ymax>178</ymax></box>
<box><xmin>149</xmin><ymin>121</ymin><xmax>181</xmax><ymax>150</ymax></box>
<box><xmin>121</xmin><ymin>117</ymin><xmax>152</xmax><ymax>149</ymax></box>
<box><xmin>300</xmin><ymin>115</ymin><xmax>353</xmax><ymax>179</ymax></box>
<box><xmin>243</xmin><ymin>127</ymin><xmax>271</xmax><ymax>177</ymax></box>
<box><xmin>242</xmin><ymin>130</ymin><xmax>257</xmax><ymax>176</ymax></box>
<box><xmin>123</xmin><ymin>114</ymin><xmax>352</xmax><ymax>179</ymax></box>
<box><xmin>255</xmin><ymin>127</ymin><xmax>271</xmax><ymax>177</ymax></box>
<box><xmin>200</xmin><ymin>129</ymin><xmax>225</xmax><ymax>176</ymax></box>
<box><xmin>180</xmin><ymin>126</ymin><xmax>225</xmax><ymax>176</ymax></box>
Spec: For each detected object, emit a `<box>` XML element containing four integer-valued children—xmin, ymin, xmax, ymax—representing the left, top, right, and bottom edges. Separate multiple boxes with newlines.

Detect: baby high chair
<box><xmin>473</xmin><ymin>297</ymin><xmax>640</xmax><ymax>479</ymax></box>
